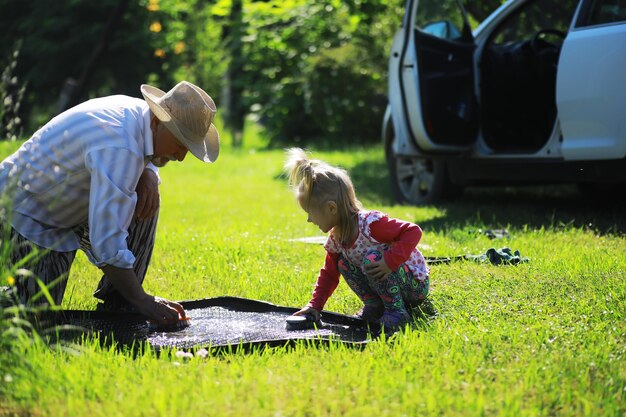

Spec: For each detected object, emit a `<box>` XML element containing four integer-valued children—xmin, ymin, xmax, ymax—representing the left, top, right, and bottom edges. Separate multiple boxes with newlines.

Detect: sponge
<box><xmin>285</xmin><ymin>314</ymin><xmax>320</xmax><ymax>331</ymax></box>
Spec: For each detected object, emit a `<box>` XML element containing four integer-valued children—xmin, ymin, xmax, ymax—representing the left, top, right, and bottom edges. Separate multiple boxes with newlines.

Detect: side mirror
<box><xmin>422</xmin><ymin>20</ymin><xmax>463</xmax><ymax>40</ymax></box>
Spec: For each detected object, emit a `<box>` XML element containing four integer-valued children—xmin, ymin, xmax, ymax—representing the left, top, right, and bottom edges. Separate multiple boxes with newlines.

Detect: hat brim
<box><xmin>141</xmin><ymin>84</ymin><xmax>220</xmax><ymax>163</ymax></box>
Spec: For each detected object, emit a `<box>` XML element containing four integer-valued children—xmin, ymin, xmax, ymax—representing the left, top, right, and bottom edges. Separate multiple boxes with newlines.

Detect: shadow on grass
<box><xmin>421</xmin><ymin>186</ymin><xmax>626</xmax><ymax>236</ymax></box>
<box><xmin>347</xmin><ymin>158</ymin><xmax>626</xmax><ymax>235</ymax></box>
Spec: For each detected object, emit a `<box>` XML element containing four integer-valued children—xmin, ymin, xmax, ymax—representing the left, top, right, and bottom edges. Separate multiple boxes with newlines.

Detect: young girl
<box><xmin>285</xmin><ymin>148</ymin><xmax>430</xmax><ymax>330</ymax></box>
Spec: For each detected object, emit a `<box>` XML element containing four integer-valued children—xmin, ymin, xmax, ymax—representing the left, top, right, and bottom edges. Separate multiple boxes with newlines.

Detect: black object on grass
<box><xmin>39</xmin><ymin>296</ymin><xmax>372</xmax><ymax>352</ymax></box>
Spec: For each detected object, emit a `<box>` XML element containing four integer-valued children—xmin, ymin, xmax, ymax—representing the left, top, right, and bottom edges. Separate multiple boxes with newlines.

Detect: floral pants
<box><xmin>338</xmin><ymin>249</ymin><xmax>429</xmax><ymax>314</ymax></box>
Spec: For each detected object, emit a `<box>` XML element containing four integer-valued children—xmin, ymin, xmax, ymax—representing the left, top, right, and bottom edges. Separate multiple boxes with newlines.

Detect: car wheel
<box><xmin>385</xmin><ymin>133</ymin><xmax>460</xmax><ymax>205</ymax></box>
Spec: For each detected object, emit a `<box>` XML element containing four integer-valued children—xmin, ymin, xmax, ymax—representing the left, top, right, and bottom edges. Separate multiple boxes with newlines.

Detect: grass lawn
<box><xmin>1</xmin><ymin>137</ymin><xmax>625</xmax><ymax>416</ymax></box>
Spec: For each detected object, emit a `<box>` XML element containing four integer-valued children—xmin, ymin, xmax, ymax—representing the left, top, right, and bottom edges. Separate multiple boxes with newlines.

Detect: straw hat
<box><xmin>141</xmin><ymin>81</ymin><xmax>219</xmax><ymax>163</ymax></box>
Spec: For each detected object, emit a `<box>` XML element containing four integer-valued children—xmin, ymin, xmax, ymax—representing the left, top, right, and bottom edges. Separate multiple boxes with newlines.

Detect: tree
<box><xmin>240</xmin><ymin>0</ymin><xmax>403</xmax><ymax>145</ymax></box>
<box><xmin>222</xmin><ymin>0</ymin><xmax>247</xmax><ymax>148</ymax></box>
<box><xmin>59</xmin><ymin>0</ymin><xmax>131</xmax><ymax>112</ymax></box>
<box><xmin>0</xmin><ymin>0</ymin><xmax>171</xmax><ymax>133</ymax></box>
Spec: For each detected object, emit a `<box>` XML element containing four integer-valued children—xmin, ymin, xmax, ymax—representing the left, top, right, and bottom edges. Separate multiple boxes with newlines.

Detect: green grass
<box><xmin>1</xmin><ymin>139</ymin><xmax>626</xmax><ymax>417</ymax></box>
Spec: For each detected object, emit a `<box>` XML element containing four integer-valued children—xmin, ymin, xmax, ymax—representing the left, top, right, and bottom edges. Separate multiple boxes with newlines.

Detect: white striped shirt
<box><xmin>0</xmin><ymin>95</ymin><xmax>158</xmax><ymax>269</ymax></box>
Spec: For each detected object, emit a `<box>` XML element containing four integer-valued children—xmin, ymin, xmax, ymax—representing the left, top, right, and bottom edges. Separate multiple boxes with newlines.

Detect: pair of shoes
<box><xmin>354</xmin><ymin>301</ymin><xmax>384</xmax><ymax>322</ymax></box>
<box><xmin>379</xmin><ymin>309</ymin><xmax>411</xmax><ymax>330</ymax></box>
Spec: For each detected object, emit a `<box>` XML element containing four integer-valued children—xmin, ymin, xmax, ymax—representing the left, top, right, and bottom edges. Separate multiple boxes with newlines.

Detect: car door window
<box><xmin>576</xmin><ymin>0</ymin><xmax>626</xmax><ymax>27</ymax></box>
<box><xmin>490</xmin><ymin>0</ymin><xmax>578</xmax><ymax>44</ymax></box>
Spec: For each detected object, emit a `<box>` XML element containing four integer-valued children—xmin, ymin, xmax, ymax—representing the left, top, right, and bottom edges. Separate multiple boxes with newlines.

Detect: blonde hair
<box><xmin>284</xmin><ymin>147</ymin><xmax>362</xmax><ymax>245</ymax></box>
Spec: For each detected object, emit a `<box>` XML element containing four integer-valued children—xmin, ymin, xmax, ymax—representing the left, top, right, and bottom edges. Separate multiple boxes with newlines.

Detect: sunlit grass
<box><xmin>1</xmin><ymin>139</ymin><xmax>626</xmax><ymax>416</ymax></box>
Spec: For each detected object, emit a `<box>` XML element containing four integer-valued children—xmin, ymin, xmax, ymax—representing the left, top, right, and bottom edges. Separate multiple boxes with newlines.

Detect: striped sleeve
<box><xmin>84</xmin><ymin>147</ymin><xmax>144</xmax><ymax>268</ymax></box>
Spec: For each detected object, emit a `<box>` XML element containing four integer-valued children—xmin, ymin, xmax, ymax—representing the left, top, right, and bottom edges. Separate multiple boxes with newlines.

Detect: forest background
<box><xmin>0</xmin><ymin>0</ymin><xmax>503</xmax><ymax>146</ymax></box>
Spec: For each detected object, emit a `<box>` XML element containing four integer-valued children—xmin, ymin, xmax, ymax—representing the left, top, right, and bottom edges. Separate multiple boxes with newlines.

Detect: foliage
<box><xmin>0</xmin><ymin>0</ymin><xmax>404</xmax><ymax>145</ymax></box>
<box><xmin>0</xmin><ymin>0</ymin><xmax>176</xmax><ymax>130</ymax></box>
<box><xmin>241</xmin><ymin>0</ymin><xmax>403</xmax><ymax>145</ymax></box>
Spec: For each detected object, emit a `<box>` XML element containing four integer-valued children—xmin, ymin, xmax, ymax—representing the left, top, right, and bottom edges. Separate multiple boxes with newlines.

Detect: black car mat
<box><xmin>36</xmin><ymin>296</ymin><xmax>376</xmax><ymax>352</ymax></box>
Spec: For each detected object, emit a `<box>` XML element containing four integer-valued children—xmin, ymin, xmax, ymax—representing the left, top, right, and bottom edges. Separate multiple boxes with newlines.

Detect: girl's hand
<box><xmin>293</xmin><ymin>306</ymin><xmax>321</xmax><ymax>322</ymax></box>
<box><xmin>364</xmin><ymin>260</ymin><xmax>393</xmax><ymax>280</ymax></box>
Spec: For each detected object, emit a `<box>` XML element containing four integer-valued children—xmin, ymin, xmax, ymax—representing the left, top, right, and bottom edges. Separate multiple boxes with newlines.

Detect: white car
<box><xmin>383</xmin><ymin>0</ymin><xmax>626</xmax><ymax>204</ymax></box>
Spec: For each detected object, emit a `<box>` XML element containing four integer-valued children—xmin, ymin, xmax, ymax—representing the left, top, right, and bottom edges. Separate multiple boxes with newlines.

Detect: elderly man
<box><xmin>0</xmin><ymin>81</ymin><xmax>219</xmax><ymax>324</ymax></box>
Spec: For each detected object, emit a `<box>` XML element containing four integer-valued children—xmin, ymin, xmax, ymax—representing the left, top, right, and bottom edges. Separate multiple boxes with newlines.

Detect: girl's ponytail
<box><xmin>285</xmin><ymin>148</ymin><xmax>311</xmax><ymax>190</ymax></box>
<box><xmin>285</xmin><ymin>147</ymin><xmax>317</xmax><ymax>207</ymax></box>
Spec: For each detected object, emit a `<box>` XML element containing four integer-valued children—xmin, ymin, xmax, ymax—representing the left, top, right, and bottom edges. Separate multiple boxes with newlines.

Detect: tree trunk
<box><xmin>222</xmin><ymin>0</ymin><xmax>246</xmax><ymax>148</ymax></box>
<box><xmin>58</xmin><ymin>0</ymin><xmax>129</xmax><ymax>112</ymax></box>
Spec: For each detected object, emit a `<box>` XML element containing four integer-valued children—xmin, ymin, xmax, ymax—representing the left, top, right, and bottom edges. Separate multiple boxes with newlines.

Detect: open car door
<box><xmin>398</xmin><ymin>0</ymin><xmax>479</xmax><ymax>152</ymax></box>
<box><xmin>556</xmin><ymin>0</ymin><xmax>626</xmax><ymax>161</ymax></box>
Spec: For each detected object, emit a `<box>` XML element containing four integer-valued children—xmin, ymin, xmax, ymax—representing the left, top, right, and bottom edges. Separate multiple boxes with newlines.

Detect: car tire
<box><xmin>385</xmin><ymin>132</ymin><xmax>461</xmax><ymax>205</ymax></box>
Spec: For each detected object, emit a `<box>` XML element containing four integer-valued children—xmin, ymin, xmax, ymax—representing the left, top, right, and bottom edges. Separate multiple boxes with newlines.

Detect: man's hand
<box><xmin>134</xmin><ymin>295</ymin><xmax>186</xmax><ymax>323</ymax></box>
<box><xmin>364</xmin><ymin>260</ymin><xmax>393</xmax><ymax>280</ymax></box>
<box><xmin>135</xmin><ymin>168</ymin><xmax>160</xmax><ymax>220</ymax></box>
<box><xmin>101</xmin><ymin>265</ymin><xmax>183</xmax><ymax>324</ymax></box>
